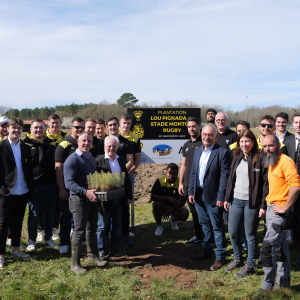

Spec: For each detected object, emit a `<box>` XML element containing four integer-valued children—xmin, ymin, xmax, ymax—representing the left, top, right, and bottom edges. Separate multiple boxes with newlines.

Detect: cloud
<box><xmin>0</xmin><ymin>0</ymin><xmax>299</xmax><ymax>111</ymax></box>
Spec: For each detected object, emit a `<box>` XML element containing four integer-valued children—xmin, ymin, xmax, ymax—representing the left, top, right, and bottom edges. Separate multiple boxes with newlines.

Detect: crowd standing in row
<box><xmin>0</xmin><ymin>109</ymin><xmax>300</xmax><ymax>297</ymax></box>
<box><xmin>151</xmin><ymin>109</ymin><xmax>300</xmax><ymax>297</ymax></box>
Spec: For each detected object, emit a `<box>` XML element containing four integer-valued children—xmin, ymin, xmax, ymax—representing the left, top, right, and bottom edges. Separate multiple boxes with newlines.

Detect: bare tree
<box><xmin>0</xmin><ymin>106</ymin><xmax>11</xmax><ymax>116</ymax></box>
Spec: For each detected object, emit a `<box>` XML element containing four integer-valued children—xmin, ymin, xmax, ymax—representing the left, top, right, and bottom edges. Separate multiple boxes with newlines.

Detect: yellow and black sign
<box><xmin>128</xmin><ymin>108</ymin><xmax>201</xmax><ymax>140</ymax></box>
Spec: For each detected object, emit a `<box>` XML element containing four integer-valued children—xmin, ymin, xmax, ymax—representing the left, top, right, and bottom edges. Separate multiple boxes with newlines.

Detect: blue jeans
<box><xmin>194</xmin><ymin>190</ymin><xmax>227</xmax><ymax>259</ymax></box>
<box><xmin>60</xmin><ymin>198</ymin><xmax>73</xmax><ymax>246</ymax></box>
<box><xmin>228</xmin><ymin>198</ymin><xmax>259</xmax><ymax>266</ymax></box>
<box><xmin>97</xmin><ymin>198</ymin><xmax>123</xmax><ymax>255</ymax></box>
<box><xmin>28</xmin><ymin>184</ymin><xmax>58</xmax><ymax>241</ymax></box>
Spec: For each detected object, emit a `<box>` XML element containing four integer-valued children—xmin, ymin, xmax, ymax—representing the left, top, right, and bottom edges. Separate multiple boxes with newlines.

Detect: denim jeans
<box><xmin>194</xmin><ymin>190</ymin><xmax>227</xmax><ymax>259</ymax></box>
<box><xmin>60</xmin><ymin>198</ymin><xmax>73</xmax><ymax>246</ymax></box>
<box><xmin>97</xmin><ymin>197</ymin><xmax>123</xmax><ymax>255</ymax></box>
<box><xmin>28</xmin><ymin>184</ymin><xmax>58</xmax><ymax>241</ymax></box>
<box><xmin>228</xmin><ymin>198</ymin><xmax>259</xmax><ymax>266</ymax></box>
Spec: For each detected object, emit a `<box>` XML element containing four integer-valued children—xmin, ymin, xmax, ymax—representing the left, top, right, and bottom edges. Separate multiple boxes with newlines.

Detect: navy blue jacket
<box><xmin>188</xmin><ymin>143</ymin><xmax>231</xmax><ymax>205</ymax></box>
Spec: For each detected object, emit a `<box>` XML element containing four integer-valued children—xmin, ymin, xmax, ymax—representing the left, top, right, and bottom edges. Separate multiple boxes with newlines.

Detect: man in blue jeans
<box><xmin>95</xmin><ymin>136</ymin><xmax>132</xmax><ymax>259</ymax></box>
<box><xmin>24</xmin><ymin>119</ymin><xmax>59</xmax><ymax>251</ymax></box>
<box><xmin>188</xmin><ymin>123</ymin><xmax>231</xmax><ymax>271</ymax></box>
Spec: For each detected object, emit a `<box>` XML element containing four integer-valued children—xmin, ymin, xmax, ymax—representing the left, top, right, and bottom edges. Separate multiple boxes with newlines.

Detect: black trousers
<box><xmin>291</xmin><ymin>194</ymin><xmax>300</xmax><ymax>242</ymax></box>
<box><xmin>121</xmin><ymin>201</ymin><xmax>130</xmax><ymax>236</ymax></box>
<box><xmin>37</xmin><ymin>196</ymin><xmax>61</xmax><ymax>231</ymax></box>
<box><xmin>69</xmin><ymin>194</ymin><xmax>98</xmax><ymax>243</ymax></box>
<box><xmin>185</xmin><ymin>187</ymin><xmax>203</xmax><ymax>240</ymax></box>
<box><xmin>0</xmin><ymin>192</ymin><xmax>30</xmax><ymax>253</ymax></box>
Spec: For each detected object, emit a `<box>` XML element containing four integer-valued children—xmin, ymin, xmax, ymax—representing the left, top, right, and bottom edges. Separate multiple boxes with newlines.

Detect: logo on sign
<box><xmin>133</xmin><ymin>110</ymin><xmax>143</xmax><ymax>121</ymax></box>
<box><xmin>153</xmin><ymin>144</ymin><xmax>173</xmax><ymax>156</ymax></box>
<box><xmin>132</xmin><ymin>124</ymin><xmax>145</xmax><ymax>139</ymax></box>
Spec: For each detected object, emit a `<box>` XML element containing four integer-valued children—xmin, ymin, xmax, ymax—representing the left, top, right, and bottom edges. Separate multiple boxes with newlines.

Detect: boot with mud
<box><xmin>86</xmin><ymin>237</ymin><xmax>108</xmax><ymax>267</ymax></box>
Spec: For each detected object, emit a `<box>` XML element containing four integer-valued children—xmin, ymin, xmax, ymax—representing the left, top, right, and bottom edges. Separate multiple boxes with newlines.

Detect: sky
<box><xmin>0</xmin><ymin>0</ymin><xmax>299</xmax><ymax>111</ymax></box>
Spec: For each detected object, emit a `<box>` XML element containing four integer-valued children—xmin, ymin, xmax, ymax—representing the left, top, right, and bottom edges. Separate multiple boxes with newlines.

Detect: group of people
<box><xmin>0</xmin><ymin>113</ymin><xmax>140</xmax><ymax>274</ymax></box>
<box><xmin>0</xmin><ymin>108</ymin><xmax>300</xmax><ymax>296</ymax></box>
<box><xmin>150</xmin><ymin>109</ymin><xmax>300</xmax><ymax>297</ymax></box>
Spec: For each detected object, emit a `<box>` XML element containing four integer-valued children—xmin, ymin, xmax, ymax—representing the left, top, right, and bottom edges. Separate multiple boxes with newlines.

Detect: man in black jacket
<box><xmin>96</xmin><ymin>136</ymin><xmax>132</xmax><ymax>259</ymax></box>
<box><xmin>283</xmin><ymin>112</ymin><xmax>300</xmax><ymax>250</ymax></box>
<box><xmin>24</xmin><ymin>119</ymin><xmax>58</xmax><ymax>252</ymax></box>
<box><xmin>274</xmin><ymin>112</ymin><xmax>293</xmax><ymax>144</ymax></box>
<box><xmin>0</xmin><ymin>118</ymin><xmax>34</xmax><ymax>268</ymax></box>
<box><xmin>215</xmin><ymin>112</ymin><xmax>237</xmax><ymax>149</ymax></box>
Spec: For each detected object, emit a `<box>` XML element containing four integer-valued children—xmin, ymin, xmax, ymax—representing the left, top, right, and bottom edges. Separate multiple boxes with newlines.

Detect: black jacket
<box><xmin>283</xmin><ymin>134</ymin><xmax>297</xmax><ymax>161</ymax></box>
<box><xmin>95</xmin><ymin>155</ymin><xmax>132</xmax><ymax>202</ymax></box>
<box><xmin>23</xmin><ymin>134</ymin><xmax>57</xmax><ymax>185</ymax></box>
<box><xmin>224</xmin><ymin>151</ymin><xmax>268</xmax><ymax>209</ymax></box>
<box><xmin>0</xmin><ymin>138</ymin><xmax>34</xmax><ymax>197</ymax></box>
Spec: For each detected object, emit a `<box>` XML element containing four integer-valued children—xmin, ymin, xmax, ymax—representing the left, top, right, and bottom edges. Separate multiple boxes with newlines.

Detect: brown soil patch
<box><xmin>108</xmin><ymin>243</ymin><xmax>208</xmax><ymax>289</ymax></box>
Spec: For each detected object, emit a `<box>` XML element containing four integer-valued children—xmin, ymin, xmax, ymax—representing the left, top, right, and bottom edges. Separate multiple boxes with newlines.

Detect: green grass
<box><xmin>0</xmin><ymin>203</ymin><xmax>300</xmax><ymax>299</ymax></box>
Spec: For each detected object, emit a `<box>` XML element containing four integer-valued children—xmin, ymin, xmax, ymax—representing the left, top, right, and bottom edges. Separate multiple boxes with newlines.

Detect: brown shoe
<box><xmin>190</xmin><ymin>252</ymin><xmax>214</xmax><ymax>260</ymax></box>
<box><xmin>289</xmin><ymin>241</ymin><xmax>300</xmax><ymax>250</ymax></box>
<box><xmin>210</xmin><ymin>259</ymin><xmax>226</xmax><ymax>271</ymax></box>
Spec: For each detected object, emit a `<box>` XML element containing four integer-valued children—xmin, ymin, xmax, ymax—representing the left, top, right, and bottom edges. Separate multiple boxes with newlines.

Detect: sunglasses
<box><xmin>260</xmin><ymin>123</ymin><xmax>274</xmax><ymax>129</ymax></box>
<box><xmin>72</xmin><ymin>126</ymin><xmax>85</xmax><ymax>130</ymax></box>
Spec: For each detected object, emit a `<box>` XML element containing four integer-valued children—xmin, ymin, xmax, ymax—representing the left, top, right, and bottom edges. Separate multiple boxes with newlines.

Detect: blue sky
<box><xmin>0</xmin><ymin>0</ymin><xmax>299</xmax><ymax>111</ymax></box>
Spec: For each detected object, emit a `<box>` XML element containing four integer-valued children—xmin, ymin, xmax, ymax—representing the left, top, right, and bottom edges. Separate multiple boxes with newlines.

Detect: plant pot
<box><xmin>95</xmin><ymin>187</ymin><xmax>125</xmax><ymax>202</ymax></box>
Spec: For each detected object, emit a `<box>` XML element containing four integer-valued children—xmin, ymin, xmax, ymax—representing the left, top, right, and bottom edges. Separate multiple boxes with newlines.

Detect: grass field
<box><xmin>0</xmin><ymin>201</ymin><xmax>300</xmax><ymax>300</ymax></box>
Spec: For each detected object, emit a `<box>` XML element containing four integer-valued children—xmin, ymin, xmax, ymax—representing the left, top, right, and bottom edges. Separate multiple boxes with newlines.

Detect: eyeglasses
<box><xmin>72</xmin><ymin>126</ymin><xmax>85</xmax><ymax>130</ymax></box>
<box><xmin>202</xmin><ymin>133</ymin><xmax>214</xmax><ymax>138</ymax></box>
<box><xmin>215</xmin><ymin>119</ymin><xmax>226</xmax><ymax>123</ymax></box>
<box><xmin>260</xmin><ymin>123</ymin><xmax>274</xmax><ymax>129</ymax></box>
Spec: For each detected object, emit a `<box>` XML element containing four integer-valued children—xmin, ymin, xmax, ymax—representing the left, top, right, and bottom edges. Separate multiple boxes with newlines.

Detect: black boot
<box><xmin>86</xmin><ymin>237</ymin><xmax>108</xmax><ymax>267</ymax></box>
<box><xmin>71</xmin><ymin>241</ymin><xmax>86</xmax><ymax>274</ymax></box>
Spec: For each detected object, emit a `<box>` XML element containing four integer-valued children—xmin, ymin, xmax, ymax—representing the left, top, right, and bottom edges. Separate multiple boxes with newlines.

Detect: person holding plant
<box><xmin>224</xmin><ymin>129</ymin><xmax>268</xmax><ymax>278</ymax></box>
<box><xmin>95</xmin><ymin>136</ymin><xmax>132</xmax><ymax>259</ymax></box>
<box><xmin>64</xmin><ymin>131</ymin><xmax>107</xmax><ymax>274</ymax></box>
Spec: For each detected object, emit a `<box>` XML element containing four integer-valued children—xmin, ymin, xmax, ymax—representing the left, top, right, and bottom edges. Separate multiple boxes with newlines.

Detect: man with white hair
<box><xmin>215</xmin><ymin>112</ymin><xmax>237</xmax><ymax>149</ymax></box>
<box><xmin>0</xmin><ymin>116</ymin><xmax>9</xmax><ymax>141</ymax></box>
<box><xmin>95</xmin><ymin>136</ymin><xmax>132</xmax><ymax>259</ymax></box>
<box><xmin>188</xmin><ymin>123</ymin><xmax>231</xmax><ymax>271</ymax></box>
<box><xmin>64</xmin><ymin>131</ymin><xmax>108</xmax><ymax>274</ymax></box>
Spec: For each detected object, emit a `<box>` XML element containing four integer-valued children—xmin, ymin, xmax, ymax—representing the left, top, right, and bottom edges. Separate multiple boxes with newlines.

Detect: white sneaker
<box><xmin>59</xmin><ymin>245</ymin><xmax>69</xmax><ymax>255</ymax></box>
<box><xmin>44</xmin><ymin>238</ymin><xmax>59</xmax><ymax>249</ymax></box>
<box><xmin>6</xmin><ymin>239</ymin><xmax>11</xmax><ymax>247</ymax></box>
<box><xmin>169</xmin><ymin>217</ymin><xmax>179</xmax><ymax>230</ymax></box>
<box><xmin>36</xmin><ymin>231</ymin><xmax>44</xmax><ymax>242</ymax></box>
<box><xmin>26</xmin><ymin>240</ymin><xmax>36</xmax><ymax>252</ymax></box>
<box><xmin>0</xmin><ymin>257</ymin><xmax>4</xmax><ymax>268</ymax></box>
<box><xmin>12</xmin><ymin>248</ymin><xmax>30</xmax><ymax>259</ymax></box>
<box><xmin>52</xmin><ymin>228</ymin><xmax>59</xmax><ymax>241</ymax></box>
<box><xmin>129</xmin><ymin>232</ymin><xmax>135</xmax><ymax>237</ymax></box>
<box><xmin>155</xmin><ymin>225</ymin><xmax>163</xmax><ymax>236</ymax></box>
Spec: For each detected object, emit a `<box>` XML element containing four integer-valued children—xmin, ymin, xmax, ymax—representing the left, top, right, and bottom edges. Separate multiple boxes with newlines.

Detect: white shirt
<box><xmin>276</xmin><ymin>131</ymin><xmax>288</xmax><ymax>143</ymax></box>
<box><xmin>8</xmin><ymin>137</ymin><xmax>29</xmax><ymax>195</ymax></box>
<box><xmin>105</xmin><ymin>152</ymin><xmax>121</xmax><ymax>175</ymax></box>
<box><xmin>197</xmin><ymin>144</ymin><xmax>214</xmax><ymax>188</ymax></box>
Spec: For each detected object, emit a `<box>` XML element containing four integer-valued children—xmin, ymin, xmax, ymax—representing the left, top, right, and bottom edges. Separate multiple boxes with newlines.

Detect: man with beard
<box><xmin>205</xmin><ymin>108</ymin><xmax>217</xmax><ymax>124</ymax></box>
<box><xmin>253</xmin><ymin>135</ymin><xmax>300</xmax><ymax>297</ymax></box>
<box><xmin>0</xmin><ymin>116</ymin><xmax>9</xmax><ymax>141</ymax></box>
<box><xmin>257</xmin><ymin>115</ymin><xmax>287</xmax><ymax>154</ymax></box>
<box><xmin>179</xmin><ymin>117</ymin><xmax>203</xmax><ymax>245</ymax></box>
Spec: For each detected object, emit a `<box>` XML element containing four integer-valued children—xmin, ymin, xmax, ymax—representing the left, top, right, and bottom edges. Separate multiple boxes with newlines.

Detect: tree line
<box><xmin>3</xmin><ymin>98</ymin><xmax>300</xmax><ymax>129</ymax></box>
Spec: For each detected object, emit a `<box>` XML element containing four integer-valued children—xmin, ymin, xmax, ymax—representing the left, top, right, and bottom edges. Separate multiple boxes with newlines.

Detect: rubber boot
<box><xmin>71</xmin><ymin>241</ymin><xmax>86</xmax><ymax>274</ymax></box>
<box><xmin>86</xmin><ymin>237</ymin><xmax>108</xmax><ymax>267</ymax></box>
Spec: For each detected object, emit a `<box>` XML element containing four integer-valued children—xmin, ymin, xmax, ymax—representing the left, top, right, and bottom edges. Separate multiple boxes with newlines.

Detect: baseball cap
<box><xmin>0</xmin><ymin>116</ymin><xmax>9</xmax><ymax>125</ymax></box>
